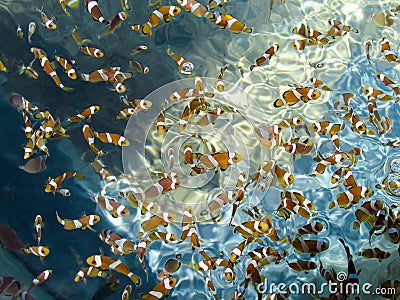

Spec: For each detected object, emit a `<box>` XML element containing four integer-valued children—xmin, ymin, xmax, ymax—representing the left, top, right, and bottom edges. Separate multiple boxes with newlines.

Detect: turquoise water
<box><xmin>0</xmin><ymin>0</ymin><xmax>399</xmax><ymax>299</ymax></box>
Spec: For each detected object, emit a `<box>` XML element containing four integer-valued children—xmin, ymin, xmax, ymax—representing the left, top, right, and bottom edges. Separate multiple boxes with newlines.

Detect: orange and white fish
<box><xmin>290</xmin><ymin>39</ymin><xmax>318</xmax><ymax>50</ymax></box>
<box><xmin>16</xmin><ymin>24</ymin><xmax>23</xmax><ymax>38</ymax></box>
<box><xmin>367</xmin><ymin>97</ymin><xmax>392</xmax><ymax>134</ymax></box>
<box><xmin>328</xmin><ymin>19</ymin><xmax>358</xmax><ymax>33</ymax></box>
<box><xmin>206</xmin><ymin>12</ymin><xmax>252</xmax><ymax>33</ymax></box>
<box><xmin>0</xmin><ymin>276</ymin><xmax>21</xmax><ymax>298</ymax></box>
<box><xmin>341</xmin><ymin>108</ymin><xmax>376</xmax><ymax>136</ymax></box>
<box><xmin>99</xmin><ymin>228</ymin><xmax>135</xmax><ymax>255</ymax></box>
<box><xmin>276</xmin><ymin>191</ymin><xmax>317</xmax><ymax>220</ymax></box>
<box><xmin>287</xmin><ymin>260</ymin><xmax>317</xmax><ymax>273</ymax></box>
<box><xmin>329</xmin><ymin>186</ymin><xmax>373</xmax><ymax>209</ymax></box>
<box><xmin>274</xmin><ymin>87</ymin><xmax>320</xmax><ymax>107</ymax></box>
<box><xmin>310</xmin><ymin>121</ymin><xmax>344</xmax><ymax>136</ymax></box>
<box><xmin>33</xmin><ymin>7</ymin><xmax>56</xmax><ymax>30</ymax></box>
<box><xmin>34</xmin><ymin>215</ymin><xmax>43</xmax><ymax>245</ymax></box>
<box><xmin>0</xmin><ymin>59</ymin><xmax>8</xmax><ymax>73</ymax></box>
<box><xmin>214</xmin><ymin>65</ymin><xmax>227</xmax><ymax>92</ymax></box>
<box><xmin>27</xmin><ymin>21</ymin><xmax>36</xmax><ymax>44</ymax></box>
<box><xmin>169</xmin><ymin>88</ymin><xmax>214</xmax><ymax>101</ymax></box>
<box><xmin>86</xmin><ymin>255</ymin><xmax>140</xmax><ymax>284</ymax></box>
<box><xmin>155</xmin><ymin>103</ymin><xmax>169</xmax><ymax>135</ymax></box>
<box><xmin>66</xmin><ymin>106</ymin><xmax>100</xmax><ymax>123</ymax></box>
<box><xmin>141</xmin><ymin>212</ymin><xmax>176</xmax><ymax>232</ymax></box>
<box><xmin>129</xmin><ymin>60</ymin><xmax>150</xmax><ymax>74</ymax></box>
<box><xmin>28</xmin><ymin>270</ymin><xmax>52</xmax><ymax>293</ymax></box>
<box><xmin>94</xmin><ymin>194</ymin><xmax>130</xmax><ymax>218</ymax></box>
<box><xmin>380</xmin><ymin>37</ymin><xmax>400</xmax><ymax>63</ymax></box>
<box><xmin>82</xmin><ymin>124</ymin><xmax>105</xmax><ymax>156</ymax></box>
<box><xmin>56</xmin><ymin>211</ymin><xmax>100</xmax><ymax>230</ymax></box>
<box><xmin>54</xmin><ymin>53</ymin><xmax>76</xmax><ymax>79</ymax></box>
<box><xmin>331</xmin><ymin>167</ymin><xmax>357</xmax><ymax>188</ymax></box>
<box><xmin>56</xmin><ymin>0</ymin><xmax>71</xmax><ymax>16</ymax></box>
<box><xmin>310</xmin><ymin>78</ymin><xmax>331</xmax><ymax>91</ymax></box>
<box><xmin>234</xmin><ymin>220</ymin><xmax>270</xmax><ymax>238</ymax></box>
<box><xmin>291</xmin><ymin>238</ymin><xmax>329</xmax><ymax>256</ymax></box>
<box><xmin>365</xmin><ymin>38</ymin><xmax>373</xmax><ymax>64</ymax></box>
<box><xmin>229</xmin><ymin>237</ymin><xmax>259</xmax><ymax>263</ymax></box>
<box><xmin>250</xmin><ymin>43</ymin><xmax>279</xmax><ymax>71</ymax></box>
<box><xmin>363</xmin><ymin>86</ymin><xmax>392</xmax><ymax>102</ymax></box>
<box><xmin>23</xmin><ymin>245</ymin><xmax>50</xmax><ymax>259</ymax></box>
<box><xmin>81</xmin><ymin>67</ymin><xmax>120</xmax><ymax>83</ymax></box>
<box><xmin>121</xmin><ymin>0</ymin><xmax>131</xmax><ymax>11</ymax></box>
<box><xmin>142</xmin><ymin>277</ymin><xmax>177</xmax><ymax>299</ymax></box>
<box><xmin>132</xmin><ymin>6</ymin><xmax>181</xmax><ymax>36</ymax></box>
<box><xmin>122</xmin><ymin>285</ymin><xmax>132</xmax><ymax>300</ymax></box>
<box><xmin>148</xmin><ymin>231</ymin><xmax>177</xmax><ymax>243</ymax></box>
<box><xmin>166</xmin><ymin>48</ymin><xmax>194</xmax><ymax>76</ymax></box>
<box><xmin>357</xmin><ymin>248</ymin><xmax>391</xmax><ymax>261</ymax></box>
<box><xmin>93</xmin><ymin>130</ymin><xmax>130</xmax><ymax>146</ymax></box>
<box><xmin>72</xmin><ymin>26</ymin><xmax>92</xmax><ymax>46</ymax></box>
<box><xmin>91</xmin><ymin>159</ymin><xmax>117</xmax><ymax>182</ymax></box>
<box><xmin>177</xmin><ymin>0</ymin><xmax>207</xmax><ymax>17</ymax></box>
<box><xmin>37</xmin><ymin>54</ymin><xmax>74</xmax><ymax>91</ymax></box>
<box><xmin>193</xmin><ymin>152</ymin><xmax>242</xmax><ymax>173</ymax></box>
<box><xmin>296</xmin><ymin>221</ymin><xmax>324</xmax><ymax>238</ymax></box>
<box><xmin>283</xmin><ymin>137</ymin><xmax>314</xmax><ymax>157</ymax></box>
<box><xmin>178</xmin><ymin>98</ymin><xmax>208</xmax><ymax>130</ymax></box>
<box><xmin>274</xmin><ymin>164</ymin><xmax>294</xmax><ymax>187</ymax></box>
<box><xmin>74</xmin><ymin>267</ymin><xmax>108</xmax><ymax>282</ymax></box>
<box><xmin>20</xmin><ymin>111</ymin><xmax>34</xmax><ymax>138</ymax></box>
<box><xmin>45</xmin><ymin>172</ymin><xmax>85</xmax><ymax>195</ymax></box>
<box><xmin>130</xmin><ymin>45</ymin><xmax>147</xmax><ymax>55</ymax></box>
<box><xmin>353</xmin><ymin>199</ymin><xmax>384</xmax><ymax>229</ymax></box>
<box><xmin>376</xmin><ymin>72</ymin><xmax>400</xmax><ymax>101</ymax></box>
<box><xmin>84</xmin><ymin>0</ymin><xmax>110</xmax><ymax>24</ymax></box>
<box><xmin>121</xmin><ymin>96</ymin><xmax>153</xmax><ymax>112</ymax></box>
<box><xmin>99</xmin><ymin>12</ymin><xmax>128</xmax><ymax>38</ymax></box>
<box><xmin>80</xmin><ymin>45</ymin><xmax>104</xmax><ymax>58</ymax></box>
<box><xmin>23</xmin><ymin>137</ymin><xmax>36</xmax><ymax>160</ymax></box>
<box><xmin>312</xmin><ymin>152</ymin><xmax>348</xmax><ymax>175</ymax></box>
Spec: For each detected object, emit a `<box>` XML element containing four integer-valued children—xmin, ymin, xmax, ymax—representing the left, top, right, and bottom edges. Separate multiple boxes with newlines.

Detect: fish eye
<box><xmin>173</xmin><ymin>8</ymin><xmax>178</xmax><ymax>13</ymax></box>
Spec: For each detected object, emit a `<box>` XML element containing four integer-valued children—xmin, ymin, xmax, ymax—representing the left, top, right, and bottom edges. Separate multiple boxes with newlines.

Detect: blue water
<box><xmin>0</xmin><ymin>0</ymin><xmax>400</xmax><ymax>299</ymax></box>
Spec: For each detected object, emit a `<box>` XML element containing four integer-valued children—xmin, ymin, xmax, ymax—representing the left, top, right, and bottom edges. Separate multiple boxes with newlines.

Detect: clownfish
<box><xmin>86</xmin><ymin>255</ymin><xmax>140</xmax><ymax>284</ymax></box>
<box><xmin>28</xmin><ymin>22</ymin><xmax>36</xmax><ymax>44</ymax></box>
<box><xmin>142</xmin><ymin>277</ymin><xmax>177</xmax><ymax>299</ymax></box>
<box><xmin>381</xmin><ymin>37</ymin><xmax>400</xmax><ymax>62</ymax></box>
<box><xmin>122</xmin><ymin>285</ymin><xmax>132</xmax><ymax>300</ymax></box>
<box><xmin>132</xmin><ymin>6</ymin><xmax>181</xmax><ymax>36</ymax></box>
<box><xmin>37</xmin><ymin>54</ymin><xmax>74</xmax><ymax>91</ymax></box>
<box><xmin>130</xmin><ymin>45</ymin><xmax>148</xmax><ymax>55</ymax></box>
<box><xmin>148</xmin><ymin>231</ymin><xmax>177</xmax><ymax>243</ymax></box>
<box><xmin>376</xmin><ymin>72</ymin><xmax>400</xmax><ymax>101</ymax></box>
<box><xmin>229</xmin><ymin>237</ymin><xmax>259</xmax><ymax>263</ymax></box>
<box><xmin>81</xmin><ymin>67</ymin><xmax>120</xmax><ymax>83</ymax></box>
<box><xmin>353</xmin><ymin>199</ymin><xmax>384</xmax><ymax>229</ymax></box>
<box><xmin>342</xmin><ymin>108</ymin><xmax>376</xmax><ymax>136</ymax></box>
<box><xmin>23</xmin><ymin>137</ymin><xmax>36</xmax><ymax>159</ymax></box>
<box><xmin>177</xmin><ymin>0</ymin><xmax>207</xmax><ymax>17</ymax></box>
<box><xmin>53</xmin><ymin>53</ymin><xmax>76</xmax><ymax>80</ymax></box>
<box><xmin>56</xmin><ymin>211</ymin><xmax>100</xmax><ymax>230</ymax></box>
<box><xmin>66</xmin><ymin>106</ymin><xmax>100</xmax><ymax>123</ymax></box>
<box><xmin>74</xmin><ymin>267</ymin><xmax>108</xmax><ymax>282</ymax></box>
<box><xmin>72</xmin><ymin>26</ymin><xmax>92</xmax><ymax>46</ymax></box>
<box><xmin>33</xmin><ymin>7</ymin><xmax>56</xmax><ymax>30</ymax></box>
<box><xmin>34</xmin><ymin>215</ymin><xmax>43</xmax><ymax>245</ymax></box>
<box><xmin>328</xmin><ymin>19</ymin><xmax>358</xmax><ymax>34</ymax></box>
<box><xmin>93</xmin><ymin>194</ymin><xmax>130</xmax><ymax>218</ymax></box>
<box><xmin>167</xmin><ymin>48</ymin><xmax>194</xmax><ymax>76</ymax></box>
<box><xmin>363</xmin><ymin>86</ymin><xmax>392</xmax><ymax>102</ymax></box>
<box><xmin>287</xmin><ymin>260</ymin><xmax>317</xmax><ymax>273</ymax></box>
<box><xmin>99</xmin><ymin>12</ymin><xmax>128</xmax><ymax>38</ymax></box>
<box><xmin>214</xmin><ymin>65</ymin><xmax>227</xmax><ymax>92</ymax></box>
<box><xmin>144</xmin><ymin>173</ymin><xmax>180</xmax><ymax>200</ymax></box>
<box><xmin>206</xmin><ymin>12</ymin><xmax>252</xmax><ymax>33</ymax></box>
<box><xmin>0</xmin><ymin>276</ymin><xmax>21</xmax><ymax>298</ymax></box>
<box><xmin>250</xmin><ymin>43</ymin><xmax>279</xmax><ymax>71</ymax></box>
<box><xmin>365</xmin><ymin>38</ymin><xmax>373</xmax><ymax>64</ymax></box>
<box><xmin>291</xmin><ymin>39</ymin><xmax>318</xmax><ymax>50</ymax></box>
<box><xmin>234</xmin><ymin>220</ymin><xmax>270</xmax><ymax>238</ymax></box>
<box><xmin>274</xmin><ymin>164</ymin><xmax>294</xmax><ymax>187</ymax></box>
<box><xmin>383</xmin><ymin>140</ymin><xmax>400</xmax><ymax>148</ymax></box>
<box><xmin>20</xmin><ymin>111</ymin><xmax>33</xmax><ymax>138</ymax></box>
<box><xmin>329</xmin><ymin>186</ymin><xmax>373</xmax><ymax>209</ymax></box>
<box><xmin>312</xmin><ymin>152</ymin><xmax>348</xmax><ymax>175</ymax></box>
<box><xmin>84</xmin><ymin>0</ymin><xmax>110</xmax><ymax>24</ymax></box>
<box><xmin>28</xmin><ymin>270</ymin><xmax>52</xmax><ymax>293</ymax></box>
<box><xmin>367</xmin><ymin>97</ymin><xmax>392</xmax><ymax>134</ymax></box>
<box><xmin>82</xmin><ymin>124</ymin><xmax>105</xmax><ymax>156</ymax></box>
<box><xmin>274</xmin><ymin>87</ymin><xmax>320</xmax><ymax>107</ymax></box>
<box><xmin>283</xmin><ymin>137</ymin><xmax>314</xmax><ymax>157</ymax></box>
<box><xmin>16</xmin><ymin>24</ymin><xmax>23</xmax><ymax>38</ymax></box>
<box><xmin>93</xmin><ymin>130</ymin><xmax>130</xmax><ymax>146</ymax></box>
<box><xmin>129</xmin><ymin>60</ymin><xmax>150</xmax><ymax>74</ymax></box>
<box><xmin>80</xmin><ymin>45</ymin><xmax>104</xmax><ymax>58</ymax></box>
<box><xmin>169</xmin><ymin>88</ymin><xmax>214</xmax><ymax>101</ymax></box>
<box><xmin>276</xmin><ymin>191</ymin><xmax>317</xmax><ymax>220</ymax></box>
<box><xmin>296</xmin><ymin>221</ymin><xmax>324</xmax><ymax>238</ymax></box>
<box><xmin>45</xmin><ymin>172</ymin><xmax>84</xmax><ymax>195</ymax></box>
<box><xmin>357</xmin><ymin>248</ymin><xmax>391</xmax><ymax>261</ymax></box>
<box><xmin>193</xmin><ymin>152</ymin><xmax>242</xmax><ymax>173</ymax></box>
<box><xmin>23</xmin><ymin>245</ymin><xmax>50</xmax><ymax>260</ymax></box>
<box><xmin>99</xmin><ymin>228</ymin><xmax>135</xmax><ymax>255</ymax></box>
<box><xmin>291</xmin><ymin>238</ymin><xmax>329</xmax><ymax>256</ymax></box>
<box><xmin>56</xmin><ymin>0</ymin><xmax>71</xmax><ymax>16</ymax></box>
<box><xmin>18</xmin><ymin>59</ymin><xmax>39</xmax><ymax>80</ymax></box>
<box><xmin>310</xmin><ymin>121</ymin><xmax>344</xmax><ymax>136</ymax></box>
<box><xmin>141</xmin><ymin>212</ymin><xmax>176</xmax><ymax>232</ymax></box>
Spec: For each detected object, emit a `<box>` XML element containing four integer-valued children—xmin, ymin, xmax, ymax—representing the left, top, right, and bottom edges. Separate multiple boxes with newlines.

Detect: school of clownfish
<box><xmin>1</xmin><ymin>0</ymin><xmax>400</xmax><ymax>299</ymax></box>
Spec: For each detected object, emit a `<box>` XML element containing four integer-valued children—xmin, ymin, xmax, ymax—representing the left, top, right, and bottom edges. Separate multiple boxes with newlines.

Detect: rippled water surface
<box><xmin>0</xmin><ymin>0</ymin><xmax>399</xmax><ymax>299</ymax></box>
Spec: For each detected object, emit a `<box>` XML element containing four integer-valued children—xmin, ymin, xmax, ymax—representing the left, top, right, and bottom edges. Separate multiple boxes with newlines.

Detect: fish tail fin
<box><xmin>80</xmin><ymin>73</ymin><xmax>90</xmax><ymax>81</ymax></box>
<box><xmin>62</xmin><ymin>86</ymin><xmax>74</xmax><ymax>92</ymax></box>
<box><xmin>55</xmin><ymin>211</ymin><xmax>64</xmax><ymax>225</ymax></box>
<box><xmin>273</xmin><ymin>99</ymin><xmax>285</xmax><ymax>108</ymax></box>
<box><xmin>74</xmin><ymin>172</ymin><xmax>85</xmax><ymax>180</ymax></box>
<box><xmin>249</xmin><ymin>64</ymin><xmax>256</xmax><ymax>71</ymax></box>
<box><xmin>243</xmin><ymin>27</ymin><xmax>253</xmax><ymax>33</ymax></box>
